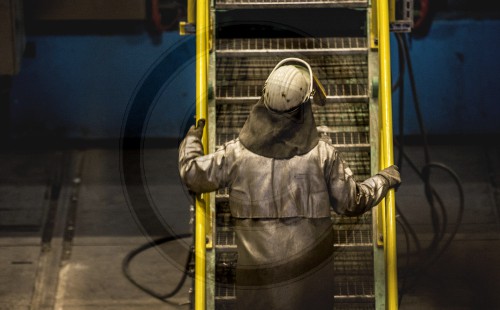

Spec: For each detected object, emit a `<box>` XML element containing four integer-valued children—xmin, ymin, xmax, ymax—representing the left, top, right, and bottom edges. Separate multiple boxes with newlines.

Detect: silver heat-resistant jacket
<box><xmin>179</xmin><ymin>134</ymin><xmax>399</xmax><ymax>218</ymax></box>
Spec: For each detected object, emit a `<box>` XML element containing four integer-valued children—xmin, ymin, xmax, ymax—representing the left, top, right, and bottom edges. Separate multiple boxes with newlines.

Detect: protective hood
<box><xmin>239</xmin><ymin>99</ymin><xmax>319</xmax><ymax>159</ymax></box>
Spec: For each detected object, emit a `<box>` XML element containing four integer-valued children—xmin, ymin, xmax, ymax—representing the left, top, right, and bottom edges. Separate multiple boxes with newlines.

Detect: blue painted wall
<box><xmin>391</xmin><ymin>18</ymin><xmax>500</xmax><ymax>135</ymax></box>
<box><xmin>10</xmin><ymin>31</ymin><xmax>196</xmax><ymax>140</ymax></box>
<box><xmin>8</xmin><ymin>18</ymin><xmax>500</xmax><ymax>140</ymax></box>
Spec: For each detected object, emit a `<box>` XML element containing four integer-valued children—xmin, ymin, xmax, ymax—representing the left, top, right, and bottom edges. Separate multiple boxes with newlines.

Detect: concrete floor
<box><xmin>0</xmin><ymin>142</ymin><xmax>499</xmax><ymax>309</ymax></box>
<box><xmin>395</xmin><ymin>144</ymin><xmax>500</xmax><ymax>310</ymax></box>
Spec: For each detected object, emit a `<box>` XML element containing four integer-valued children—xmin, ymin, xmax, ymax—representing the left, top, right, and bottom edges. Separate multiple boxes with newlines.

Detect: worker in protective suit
<box><xmin>179</xmin><ymin>58</ymin><xmax>401</xmax><ymax>309</ymax></box>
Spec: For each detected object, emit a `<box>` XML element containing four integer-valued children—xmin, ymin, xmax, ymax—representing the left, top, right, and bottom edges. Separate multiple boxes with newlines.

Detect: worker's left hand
<box><xmin>377</xmin><ymin>165</ymin><xmax>401</xmax><ymax>190</ymax></box>
<box><xmin>187</xmin><ymin>119</ymin><xmax>205</xmax><ymax>140</ymax></box>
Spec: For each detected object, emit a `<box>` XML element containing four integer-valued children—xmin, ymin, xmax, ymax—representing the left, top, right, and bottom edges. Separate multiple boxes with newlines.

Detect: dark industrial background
<box><xmin>1</xmin><ymin>0</ymin><xmax>499</xmax><ymax>309</ymax></box>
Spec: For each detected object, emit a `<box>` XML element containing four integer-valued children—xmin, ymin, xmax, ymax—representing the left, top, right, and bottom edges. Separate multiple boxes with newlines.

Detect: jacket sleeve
<box><xmin>326</xmin><ymin>149</ymin><xmax>401</xmax><ymax>217</ymax></box>
<box><xmin>178</xmin><ymin>134</ymin><xmax>228</xmax><ymax>193</ymax></box>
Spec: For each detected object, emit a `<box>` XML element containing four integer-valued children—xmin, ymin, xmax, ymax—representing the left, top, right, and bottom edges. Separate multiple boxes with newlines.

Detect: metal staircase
<box><xmin>206</xmin><ymin>1</ymin><xmax>381</xmax><ymax>309</ymax></box>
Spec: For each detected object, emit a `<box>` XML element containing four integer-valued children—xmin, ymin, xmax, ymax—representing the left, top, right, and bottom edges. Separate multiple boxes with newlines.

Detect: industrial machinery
<box><xmin>187</xmin><ymin>0</ymin><xmax>407</xmax><ymax>308</ymax></box>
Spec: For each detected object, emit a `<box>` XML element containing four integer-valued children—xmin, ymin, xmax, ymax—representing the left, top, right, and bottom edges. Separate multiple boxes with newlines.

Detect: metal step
<box><xmin>329</xmin><ymin>149</ymin><xmax>371</xmax><ymax>180</ymax></box>
<box><xmin>334</xmin><ymin>275</ymin><xmax>375</xmax><ymax>300</ymax></box>
<box><xmin>215</xmin><ymin>54</ymin><xmax>369</xmax><ymax>103</ymax></box>
<box><xmin>214</xmin><ymin>217</ymin><xmax>375</xmax><ymax>253</ymax></box>
<box><xmin>332</xmin><ymin>212</ymin><xmax>373</xmax><ymax>247</ymax></box>
<box><xmin>333</xmin><ymin>303</ymin><xmax>376</xmax><ymax>310</ymax></box>
<box><xmin>334</xmin><ymin>249</ymin><xmax>374</xmax><ymax>275</ymax></box>
<box><xmin>215</xmin><ymin>228</ymin><xmax>237</xmax><ymax>251</ymax></box>
<box><xmin>215</xmin><ymin>103</ymin><xmax>370</xmax><ymax>129</ymax></box>
<box><xmin>214</xmin><ymin>102</ymin><xmax>371</xmax><ymax>153</ymax></box>
<box><xmin>215</xmin><ymin>0</ymin><xmax>368</xmax><ymax>9</ymax></box>
<box><xmin>313</xmin><ymin>102</ymin><xmax>370</xmax><ymax>127</ymax></box>
<box><xmin>334</xmin><ymin>225</ymin><xmax>373</xmax><ymax>247</ymax></box>
<box><xmin>213</xmin><ymin>19</ymin><xmax>374</xmax><ymax>308</ymax></box>
<box><xmin>217</xmin><ymin>37</ymin><xmax>368</xmax><ymax>56</ymax></box>
<box><xmin>215</xmin><ymin>251</ymin><xmax>237</xmax><ymax>306</ymax></box>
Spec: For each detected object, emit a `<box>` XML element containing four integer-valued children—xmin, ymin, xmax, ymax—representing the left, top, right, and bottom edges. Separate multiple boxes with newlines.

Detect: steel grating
<box><xmin>215</xmin><ymin>252</ymin><xmax>237</xmax><ymax>302</ymax></box>
<box><xmin>213</xmin><ymin>25</ymin><xmax>374</xmax><ymax>308</ymax></box>
<box><xmin>217</xmin><ymin>37</ymin><xmax>367</xmax><ymax>56</ymax></box>
<box><xmin>334</xmin><ymin>225</ymin><xmax>373</xmax><ymax>247</ymax></box>
<box><xmin>216</xmin><ymin>229</ymin><xmax>237</xmax><ymax>249</ymax></box>
<box><xmin>313</xmin><ymin>102</ymin><xmax>369</xmax><ymax>127</ymax></box>
<box><xmin>323</xmin><ymin>131</ymin><xmax>370</xmax><ymax>148</ymax></box>
<box><xmin>332</xmin><ymin>150</ymin><xmax>371</xmax><ymax>180</ymax></box>
<box><xmin>216</xmin><ymin>0</ymin><xmax>368</xmax><ymax>9</ymax></box>
<box><xmin>334</xmin><ymin>275</ymin><xmax>375</xmax><ymax>298</ymax></box>
<box><xmin>333</xmin><ymin>303</ymin><xmax>376</xmax><ymax>310</ymax></box>
<box><xmin>333</xmin><ymin>252</ymin><xmax>374</xmax><ymax>275</ymax></box>
<box><xmin>216</xmin><ymin>102</ymin><xmax>370</xmax><ymax>128</ymax></box>
<box><xmin>215</xmin><ymin>103</ymin><xmax>371</xmax><ymax>151</ymax></box>
<box><xmin>216</xmin><ymin>55</ymin><xmax>368</xmax><ymax>78</ymax></box>
<box><xmin>216</xmin><ymin>54</ymin><xmax>368</xmax><ymax>102</ymax></box>
<box><xmin>215</xmin><ymin>284</ymin><xmax>236</xmax><ymax>299</ymax></box>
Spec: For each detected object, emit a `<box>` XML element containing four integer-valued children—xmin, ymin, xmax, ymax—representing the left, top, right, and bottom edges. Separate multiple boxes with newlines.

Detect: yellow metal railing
<box><xmin>195</xmin><ymin>0</ymin><xmax>209</xmax><ymax>308</ymax></box>
<box><xmin>188</xmin><ymin>0</ymin><xmax>196</xmax><ymax>24</ymax></box>
<box><xmin>377</xmin><ymin>0</ymin><xmax>399</xmax><ymax>309</ymax></box>
<box><xmin>192</xmin><ymin>1</ymin><xmax>397</xmax><ymax>309</ymax></box>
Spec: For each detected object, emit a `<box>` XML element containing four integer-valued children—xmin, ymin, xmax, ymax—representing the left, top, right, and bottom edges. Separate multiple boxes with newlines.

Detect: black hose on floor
<box><xmin>122</xmin><ymin>234</ymin><xmax>193</xmax><ymax>306</ymax></box>
<box><xmin>393</xmin><ymin>33</ymin><xmax>466</xmax><ymax>306</ymax></box>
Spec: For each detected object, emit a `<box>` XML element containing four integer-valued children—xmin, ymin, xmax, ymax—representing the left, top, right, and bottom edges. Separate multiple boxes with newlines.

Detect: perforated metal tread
<box><xmin>216</xmin><ymin>0</ymin><xmax>368</xmax><ymax>9</ymax></box>
<box><xmin>334</xmin><ymin>250</ymin><xmax>374</xmax><ymax>275</ymax></box>
<box><xmin>217</xmin><ymin>37</ymin><xmax>368</xmax><ymax>56</ymax></box>
<box><xmin>215</xmin><ymin>102</ymin><xmax>371</xmax><ymax>152</ymax></box>
<box><xmin>216</xmin><ymin>54</ymin><xmax>369</xmax><ymax>103</ymax></box>
<box><xmin>215</xmin><ymin>252</ymin><xmax>237</xmax><ymax>303</ymax></box>
<box><xmin>213</xmin><ymin>16</ymin><xmax>374</xmax><ymax>308</ymax></box>
<box><xmin>215</xmin><ymin>102</ymin><xmax>370</xmax><ymax>128</ymax></box>
<box><xmin>333</xmin><ymin>303</ymin><xmax>376</xmax><ymax>310</ymax></box>
<box><xmin>334</xmin><ymin>275</ymin><xmax>375</xmax><ymax>300</ymax></box>
<box><xmin>214</xmin><ymin>220</ymin><xmax>375</xmax><ymax>245</ymax></box>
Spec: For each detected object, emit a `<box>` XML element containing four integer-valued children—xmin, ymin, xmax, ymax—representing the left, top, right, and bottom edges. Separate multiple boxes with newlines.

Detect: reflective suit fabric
<box><xmin>179</xmin><ymin>134</ymin><xmax>397</xmax><ymax>309</ymax></box>
<box><xmin>234</xmin><ymin>217</ymin><xmax>334</xmax><ymax>310</ymax></box>
<box><xmin>179</xmin><ymin>137</ymin><xmax>393</xmax><ymax>218</ymax></box>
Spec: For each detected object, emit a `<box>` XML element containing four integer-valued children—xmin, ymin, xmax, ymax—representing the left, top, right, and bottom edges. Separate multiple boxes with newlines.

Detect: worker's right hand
<box><xmin>187</xmin><ymin>119</ymin><xmax>205</xmax><ymax>140</ymax></box>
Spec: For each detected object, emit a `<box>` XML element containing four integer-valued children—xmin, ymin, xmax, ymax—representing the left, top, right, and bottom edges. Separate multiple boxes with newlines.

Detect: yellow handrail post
<box><xmin>194</xmin><ymin>195</ymin><xmax>206</xmax><ymax>310</ymax></box>
<box><xmin>195</xmin><ymin>0</ymin><xmax>209</xmax><ymax>308</ymax></box>
<box><xmin>187</xmin><ymin>0</ymin><xmax>196</xmax><ymax>24</ymax></box>
<box><xmin>377</xmin><ymin>0</ymin><xmax>398</xmax><ymax>309</ymax></box>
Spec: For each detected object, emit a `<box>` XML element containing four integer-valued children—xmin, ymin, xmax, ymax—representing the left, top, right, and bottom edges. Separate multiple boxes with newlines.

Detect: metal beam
<box><xmin>25</xmin><ymin>0</ymin><xmax>147</xmax><ymax>20</ymax></box>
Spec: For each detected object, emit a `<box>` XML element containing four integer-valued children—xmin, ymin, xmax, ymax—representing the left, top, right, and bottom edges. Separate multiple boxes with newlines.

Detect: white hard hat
<box><xmin>262</xmin><ymin>58</ymin><xmax>314</xmax><ymax>112</ymax></box>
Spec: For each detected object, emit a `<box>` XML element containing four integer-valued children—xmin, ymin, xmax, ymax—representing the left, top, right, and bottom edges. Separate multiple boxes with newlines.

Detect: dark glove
<box><xmin>377</xmin><ymin>165</ymin><xmax>401</xmax><ymax>189</ymax></box>
<box><xmin>187</xmin><ymin>119</ymin><xmax>205</xmax><ymax>140</ymax></box>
